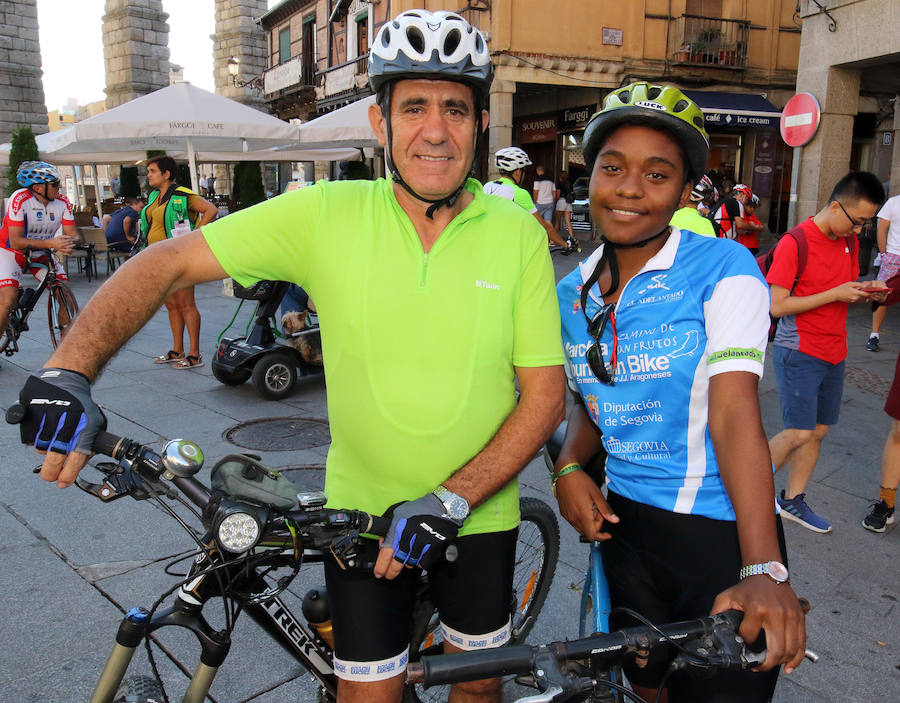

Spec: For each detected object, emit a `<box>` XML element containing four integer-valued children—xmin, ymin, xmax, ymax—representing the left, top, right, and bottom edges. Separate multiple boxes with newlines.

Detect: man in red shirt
<box><xmin>767</xmin><ymin>171</ymin><xmax>885</xmax><ymax>533</ymax></box>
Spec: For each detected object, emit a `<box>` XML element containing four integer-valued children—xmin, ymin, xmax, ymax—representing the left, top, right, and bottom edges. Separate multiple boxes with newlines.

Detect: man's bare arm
<box><xmin>442</xmin><ymin>365</ymin><xmax>565</xmax><ymax>507</ymax></box>
<box><xmin>48</xmin><ymin>230</ymin><xmax>226</xmax><ymax>379</ymax></box>
<box><xmin>770</xmin><ymin>281</ymin><xmax>869</xmax><ymax>317</ymax></box>
<box><xmin>375</xmin><ymin>364</ymin><xmax>565</xmax><ymax>579</ymax></box>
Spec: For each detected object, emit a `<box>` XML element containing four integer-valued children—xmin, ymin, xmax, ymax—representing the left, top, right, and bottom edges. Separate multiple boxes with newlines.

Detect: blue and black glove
<box><xmin>15</xmin><ymin>368</ymin><xmax>106</xmax><ymax>454</ymax></box>
<box><xmin>384</xmin><ymin>493</ymin><xmax>460</xmax><ymax>570</ymax></box>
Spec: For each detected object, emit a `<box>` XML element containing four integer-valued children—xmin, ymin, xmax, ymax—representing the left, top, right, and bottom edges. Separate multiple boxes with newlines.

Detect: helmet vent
<box><xmin>647</xmin><ymin>87</ymin><xmax>661</xmax><ymax>100</ymax></box>
<box><xmin>444</xmin><ymin>28</ymin><xmax>462</xmax><ymax>55</ymax></box>
<box><xmin>618</xmin><ymin>90</ymin><xmax>630</xmax><ymax>104</ymax></box>
<box><xmin>693</xmin><ymin>115</ymin><xmax>705</xmax><ymax>130</ymax></box>
<box><xmin>673</xmin><ymin>99</ymin><xmax>689</xmax><ymax>113</ymax></box>
<box><xmin>381</xmin><ymin>27</ymin><xmax>391</xmax><ymax>44</ymax></box>
<box><xmin>407</xmin><ymin>26</ymin><xmax>426</xmax><ymax>54</ymax></box>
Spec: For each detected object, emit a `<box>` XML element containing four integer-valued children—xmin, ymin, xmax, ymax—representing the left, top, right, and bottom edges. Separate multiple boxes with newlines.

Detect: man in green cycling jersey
<box><xmin>14</xmin><ymin>10</ymin><xmax>565</xmax><ymax>703</ymax></box>
<box><xmin>484</xmin><ymin>146</ymin><xmax>575</xmax><ymax>253</ymax></box>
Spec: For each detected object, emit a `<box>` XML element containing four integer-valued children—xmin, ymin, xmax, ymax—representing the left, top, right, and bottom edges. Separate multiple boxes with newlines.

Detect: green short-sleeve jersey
<box><xmin>202</xmin><ymin>177</ymin><xmax>564</xmax><ymax>535</ymax></box>
<box><xmin>483</xmin><ymin>176</ymin><xmax>538</xmax><ymax>214</ymax></box>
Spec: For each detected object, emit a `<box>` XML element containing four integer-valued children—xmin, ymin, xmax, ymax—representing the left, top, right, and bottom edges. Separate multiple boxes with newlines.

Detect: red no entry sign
<box><xmin>780</xmin><ymin>92</ymin><xmax>821</xmax><ymax>147</ymax></box>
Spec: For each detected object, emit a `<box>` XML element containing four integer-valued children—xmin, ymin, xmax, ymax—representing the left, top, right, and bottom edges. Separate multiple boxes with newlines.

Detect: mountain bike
<box><xmin>0</xmin><ymin>249</ymin><xmax>79</xmax><ymax>355</ymax></box>
<box><xmin>5</xmin><ymin>410</ymin><xmax>559</xmax><ymax>703</ymax></box>
<box><xmin>407</xmin><ymin>608</ymin><xmax>819</xmax><ymax>702</ymax></box>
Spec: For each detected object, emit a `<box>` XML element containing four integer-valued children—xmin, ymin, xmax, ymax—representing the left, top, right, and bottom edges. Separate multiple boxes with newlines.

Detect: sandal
<box><xmin>154</xmin><ymin>350</ymin><xmax>185</xmax><ymax>364</ymax></box>
<box><xmin>173</xmin><ymin>354</ymin><xmax>203</xmax><ymax>370</ymax></box>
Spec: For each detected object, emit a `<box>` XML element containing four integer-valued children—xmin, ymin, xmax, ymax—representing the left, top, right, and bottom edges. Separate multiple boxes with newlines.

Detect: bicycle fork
<box><xmin>90</xmin><ymin>604</ymin><xmax>231</xmax><ymax>703</ymax></box>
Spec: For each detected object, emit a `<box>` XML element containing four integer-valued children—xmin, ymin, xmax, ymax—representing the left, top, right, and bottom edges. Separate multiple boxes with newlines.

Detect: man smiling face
<box><xmin>370</xmin><ymin>78</ymin><xmax>487</xmax><ymax>203</ymax></box>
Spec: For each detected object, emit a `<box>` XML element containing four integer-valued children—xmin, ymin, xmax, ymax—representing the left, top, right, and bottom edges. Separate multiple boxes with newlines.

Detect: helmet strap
<box><xmin>596</xmin><ymin>225</ymin><xmax>671</xmax><ymax>297</ymax></box>
<box><xmin>379</xmin><ymin>82</ymin><xmax>481</xmax><ymax>221</ymax></box>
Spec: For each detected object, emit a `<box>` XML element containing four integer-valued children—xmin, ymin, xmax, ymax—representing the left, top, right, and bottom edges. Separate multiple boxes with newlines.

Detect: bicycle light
<box><xmin>215</xmin><ymin>504</ymin><xmax>263</xmax><ymax>553</ymax></box>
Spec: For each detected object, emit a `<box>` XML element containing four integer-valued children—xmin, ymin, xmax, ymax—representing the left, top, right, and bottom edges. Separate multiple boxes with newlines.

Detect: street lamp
<box><xmin>227</xmin><ymin>56</ymin><xmax>264</xmax><ymax>93</ymax></box>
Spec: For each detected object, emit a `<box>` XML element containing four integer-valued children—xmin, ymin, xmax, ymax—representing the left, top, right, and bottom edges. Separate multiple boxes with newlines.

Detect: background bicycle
<box><xmin>0</xmin><ymin>249</ymin><xmax>79</xmax><ymax>356</ymax></box>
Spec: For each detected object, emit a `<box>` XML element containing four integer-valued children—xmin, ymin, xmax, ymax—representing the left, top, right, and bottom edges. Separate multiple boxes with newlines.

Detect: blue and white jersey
<box><xmin>557</xmin><ymin>229</ymin><xmax>770</xmax><ymax>521</ymax></box>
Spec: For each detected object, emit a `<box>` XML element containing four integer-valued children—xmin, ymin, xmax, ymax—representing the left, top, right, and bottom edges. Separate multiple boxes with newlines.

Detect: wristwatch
<box><xmin>433</xmin><ymin>485</ymin><xmax>470</xmax><ymax>524</ymax></box>
<box><xmin>739</xmin><ymin>561</ymin><xmax>789</xmax><ymax>584</ymax></box>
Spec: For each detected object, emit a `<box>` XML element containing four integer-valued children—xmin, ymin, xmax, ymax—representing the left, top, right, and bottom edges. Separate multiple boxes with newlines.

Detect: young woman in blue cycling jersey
<box><xmin>552</xmin><ymin>83</ymin><xmax>806</xmax><ymax>703</ymax></box>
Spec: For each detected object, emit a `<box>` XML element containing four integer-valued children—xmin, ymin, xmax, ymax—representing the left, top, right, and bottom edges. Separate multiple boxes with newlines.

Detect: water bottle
<box><xmin>301</xmin><ymin>587</ymin><xmax>334</xmax><ymax>649</ymax></box>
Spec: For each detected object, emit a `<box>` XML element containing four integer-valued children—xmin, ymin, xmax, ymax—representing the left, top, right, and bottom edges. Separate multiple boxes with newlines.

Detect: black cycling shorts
<box><xmin>601</xmin><ymin>492</ymin><xmax>788</xmax><ymax>703</ymax></box>
<box><xmin>323</xmin><ymin>527</ymin><xmax>517</xmax><ymax>682</ymax></box>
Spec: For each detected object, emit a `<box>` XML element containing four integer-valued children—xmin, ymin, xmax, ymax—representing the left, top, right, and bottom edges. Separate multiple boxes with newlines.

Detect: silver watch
<box><xmin>433</xmin><ymin>485</ymin><xmax>470</xmax><ymax>523</ymax></box>
<box><xmin>739</xmin><ymin>561</ymin><xmax>789</xmax><ymax>584</ymax></box>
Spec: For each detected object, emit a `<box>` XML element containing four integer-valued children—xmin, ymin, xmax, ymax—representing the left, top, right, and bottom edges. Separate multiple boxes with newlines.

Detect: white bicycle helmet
<box><xmin>495</xmin><ymin>147</ymin><xmax>532</xmax><ymax>173</ymax></box>
<box><xmin>17</xmin><ymin>161</ymin><xmax>61</xmax><ymax>187</ymax></box>
<box><xmin>369</xmin><ymin>10</ymin><xmax>493</xmax><ymax>102</ymax></box>
<box><xmin>368</xmin><ymin>10</ymin><xmax>494</xmax><ymax>219</ymax></box>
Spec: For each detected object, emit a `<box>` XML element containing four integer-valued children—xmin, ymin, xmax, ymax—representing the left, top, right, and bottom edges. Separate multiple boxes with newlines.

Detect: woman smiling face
<box><xmin>589</xmin><ymin>124</ymin><xmax>692</xmax><ymax>246</ymax></box>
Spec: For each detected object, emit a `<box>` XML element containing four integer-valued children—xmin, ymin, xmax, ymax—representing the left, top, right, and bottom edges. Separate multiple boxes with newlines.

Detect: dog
<box><xmin>281</xmin><ymin>310</ymin><xmax>323</xmax><ymax>366</ymax></box>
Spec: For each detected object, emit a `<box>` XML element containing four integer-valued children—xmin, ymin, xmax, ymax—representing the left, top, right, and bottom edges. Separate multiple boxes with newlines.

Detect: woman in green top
<box><xmin>141</xmin><ymin>155</ymin><xmax>217</xmax><ymax>368</ymax></box>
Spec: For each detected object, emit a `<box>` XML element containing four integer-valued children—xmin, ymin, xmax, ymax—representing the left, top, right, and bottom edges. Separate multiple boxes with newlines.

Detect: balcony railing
<box><xmin>264</xmin><ymin>54</ymin><xmax>317</xmax><ymax>94</ymax></box>
<box><xmin>670</xmin><ymin>15</ymin><xmax>749</xmax><ymax>69</ymax></box>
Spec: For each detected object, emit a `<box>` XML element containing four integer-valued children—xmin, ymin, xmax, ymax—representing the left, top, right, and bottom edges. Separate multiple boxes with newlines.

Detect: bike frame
<box><xmin>579</xmin><ymin>541</ymin><xmax>613</xmax><ymax>638</ymax></box>
<box><xmin>91</xmin><ymin>534</ymin><xmax>340</xmax><ymax>703</ymax></box>
<box><xmin>1</xmin><ymin>258</ymin><xmax>56</xmax><ymax>356</ymax></box>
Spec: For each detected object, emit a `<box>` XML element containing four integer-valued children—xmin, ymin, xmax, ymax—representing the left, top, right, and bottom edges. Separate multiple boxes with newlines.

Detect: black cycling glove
<box><xmin>16</xmin><ymin>368</ymin><xmax>106</xmax><ymax>455</ymax></box>
<box><xmin>384</xmin><ymin>493</ymin><xmax>460</xmax><ymax>570</ymax></box>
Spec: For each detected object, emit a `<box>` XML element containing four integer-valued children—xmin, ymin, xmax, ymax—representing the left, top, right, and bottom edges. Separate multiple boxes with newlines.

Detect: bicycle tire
<box><xmin>47</xmin><ymin>281</ymin><xmax>79</xmax><ymax>349</ymax></box>
<box><xmin>403</xmin><ymin>496</ymin><xmax>560</xmax><ymax>703</ymax></box>
<box><xmin>112</xmin><ymin>674</ymin><xmax>164</xmax><ymax>703</ymax></box>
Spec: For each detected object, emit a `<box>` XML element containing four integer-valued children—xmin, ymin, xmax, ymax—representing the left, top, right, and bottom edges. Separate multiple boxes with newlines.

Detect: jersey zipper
<box><xmin>420</xmin><ymin>252</ymin><xmax>429</xmax><ymax>288</ymax></box>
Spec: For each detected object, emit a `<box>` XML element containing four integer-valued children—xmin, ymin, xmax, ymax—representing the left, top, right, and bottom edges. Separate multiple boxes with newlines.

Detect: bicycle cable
<box><xmin>610</xmin><ymin>607</ymin><xmax>715</xmax><ymax>666</ymax></box>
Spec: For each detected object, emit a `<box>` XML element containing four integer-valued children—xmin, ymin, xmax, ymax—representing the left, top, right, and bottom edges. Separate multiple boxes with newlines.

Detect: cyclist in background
<box><xmin>552</xmin><ymin>82</ymin><xmax>806</xmax><ymax>702</ymax></box>
<box><xmin>0</xmin><ymin>161</ymin><xmax>76</xmax><ymax>341</ymax></box>
<box><xmin>13</xmin><ymin>10</ymin><xmax>565</xmax><ymax>703</ymax></box>
<box><xmin>484</xmin><ymin>146</ymin><xmax>576</xmax><ymax>254</ymax></box>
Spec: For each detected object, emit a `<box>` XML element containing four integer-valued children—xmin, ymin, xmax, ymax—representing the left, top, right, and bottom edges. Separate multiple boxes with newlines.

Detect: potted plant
<box><xmin>676</xmin><ymin>44</ymin><xmax>692</xmax><ymax>62</ymax></box>
<box><xmin>695</xmin><ymin>27</ymin><xmax>722</xmax><ymax>63</ymax></box>
<box><xmin>719</xmin><ymin>41</ymin><xmax>736</xmax><ymax>65</ymax></box>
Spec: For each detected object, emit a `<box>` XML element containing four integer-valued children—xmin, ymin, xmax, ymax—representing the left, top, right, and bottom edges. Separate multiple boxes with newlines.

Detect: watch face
<box><xmin>766</xmin><ymin>561</ymin><xmax>789</xmax><ymax>582</ymax></box>
<box><xmin>445</xmin><ymin>496</ymin><xmax>468</xmax><ymax>520</ymax></box>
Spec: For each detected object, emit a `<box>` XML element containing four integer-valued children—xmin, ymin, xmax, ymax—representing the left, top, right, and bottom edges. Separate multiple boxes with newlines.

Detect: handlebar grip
<box><xmin>367</xmin><ymin>513</ymin><xmax>391</xmax><ymax>537</ymax></box>
<box><xmin>6</xmin><ymin>402</ymin><xmax>26</xmax><ymax>425</ymax></box>
<box><xmin>92</xmin><ymin>431</ymin><xmax>124</xmax><ymax>459</ymax></box>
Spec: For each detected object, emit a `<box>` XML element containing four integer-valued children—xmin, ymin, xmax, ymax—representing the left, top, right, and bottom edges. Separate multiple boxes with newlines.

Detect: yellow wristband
<box><xmin>553</xmin><ymin>462</ymin><xmax>583</xmax><ymax>481</ymax></box>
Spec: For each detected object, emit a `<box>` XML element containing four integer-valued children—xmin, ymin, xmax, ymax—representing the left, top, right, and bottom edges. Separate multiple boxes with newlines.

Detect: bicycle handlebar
<box><xmin>408</xmin><ymin>611</ymin><xmax>747</xmax><ymax>688</ymax></box>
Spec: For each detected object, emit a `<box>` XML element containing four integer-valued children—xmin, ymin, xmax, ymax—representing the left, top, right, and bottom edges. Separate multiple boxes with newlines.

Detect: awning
<box><xmin>683</xmin><ymin>91</ymin><xmax>782</xmax><ymax>129</ymax></box>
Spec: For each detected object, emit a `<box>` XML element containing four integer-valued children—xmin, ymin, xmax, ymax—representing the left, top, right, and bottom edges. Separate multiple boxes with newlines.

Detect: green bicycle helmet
<box><xmin>582</xmin><ymin>82</ymin><xmax>709</xmax><ymax>182</ymax></box>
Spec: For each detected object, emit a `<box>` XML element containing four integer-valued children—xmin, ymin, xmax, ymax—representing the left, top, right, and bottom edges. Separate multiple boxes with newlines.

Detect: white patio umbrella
<box><xmin>297</xmin><ymin>95</ymin><xmax>379</xmax><ymax>149</ymax></box>
<box><xmin>34</xmin><ymin>81</ymin><xmax>307</xmax><ymax>192</ymax></box>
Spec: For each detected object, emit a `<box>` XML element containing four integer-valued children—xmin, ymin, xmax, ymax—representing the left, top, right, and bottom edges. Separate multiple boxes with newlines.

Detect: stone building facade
<box><xmin>0</xmin><ymin>0</ymin><xmax>49</xmax><ymax>192</ymax></box>
<box><xmin>102</xmin><ymin>0</ymin><xmax>171</xmax><ymax>109</ymax></box>
<box><xmin>793</xmin><ymin>0</ymin><xmax>900</xmax><ymax>219</ymax></box>
<box><xmin>212</xmin><ymin>0</ymin><xmax>270</xmax><ymax>194</ymax></box>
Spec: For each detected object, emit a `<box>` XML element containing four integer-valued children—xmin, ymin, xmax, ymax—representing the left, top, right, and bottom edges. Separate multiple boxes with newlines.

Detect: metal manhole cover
<box><xmin>225</xmin><ymin>418</ymin><xmax>331</xmax><ymax>451</ymax></box>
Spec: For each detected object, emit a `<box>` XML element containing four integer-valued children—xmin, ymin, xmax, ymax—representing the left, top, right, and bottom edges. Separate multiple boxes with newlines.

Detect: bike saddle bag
<box><xmin>210</xmin><ymin>454</ymin><xmax>298</xmax><ymax>510</ymax></box>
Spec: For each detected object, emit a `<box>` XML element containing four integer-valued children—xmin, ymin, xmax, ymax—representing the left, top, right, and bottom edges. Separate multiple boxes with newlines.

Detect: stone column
<box><xmin>488</xmin><ymin>79</ymin><xmax>516</xmax><ymax>180</ymax></box>
<box><xmin>103</xmin><ymin>0</ymin><xmax>171</xmax><ymax>109</ymax></box>
<box><xmin>0</xmin><ymin>0</ymin><xmax>49</xmax><ymax>193</ymax></box>
<box><xmin>212</xmin><ymin>0</ymin><xmax>269</xmax><ymax>194</ymax></box>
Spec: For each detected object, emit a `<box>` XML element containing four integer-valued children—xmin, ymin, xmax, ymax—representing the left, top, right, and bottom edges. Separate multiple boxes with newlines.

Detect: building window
<box><xmin>356</xmin><ymin>13</ymin><xmax>368</xmax><ymax>57</ymax></box>
<box><xmin>302</xmin><ymin>16</ymin><xmax>316</xmax><ymax>85</ymax></box>
<box><xmin>279</xmin><ymin>27</ymin><xmax>291</xmax><ymax>65</ymax></box>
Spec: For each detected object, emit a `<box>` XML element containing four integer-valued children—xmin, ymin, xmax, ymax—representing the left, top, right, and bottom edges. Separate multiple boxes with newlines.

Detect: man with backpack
<box><xmin>709</xmin><ymin>183</ymin><xmax>755</xmax><ymax>238</ymax></box>
<box><xmin>766</xmin><ymin>172</ymin><xmax>886</xmax><ymax>533</ymax></box>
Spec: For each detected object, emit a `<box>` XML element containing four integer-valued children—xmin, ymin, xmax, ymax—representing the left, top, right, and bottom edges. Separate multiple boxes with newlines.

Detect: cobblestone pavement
<box><xmin>0</xmin><ymin>233</ymin><xmax>897</xmax><ymax>702</ymax></box>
